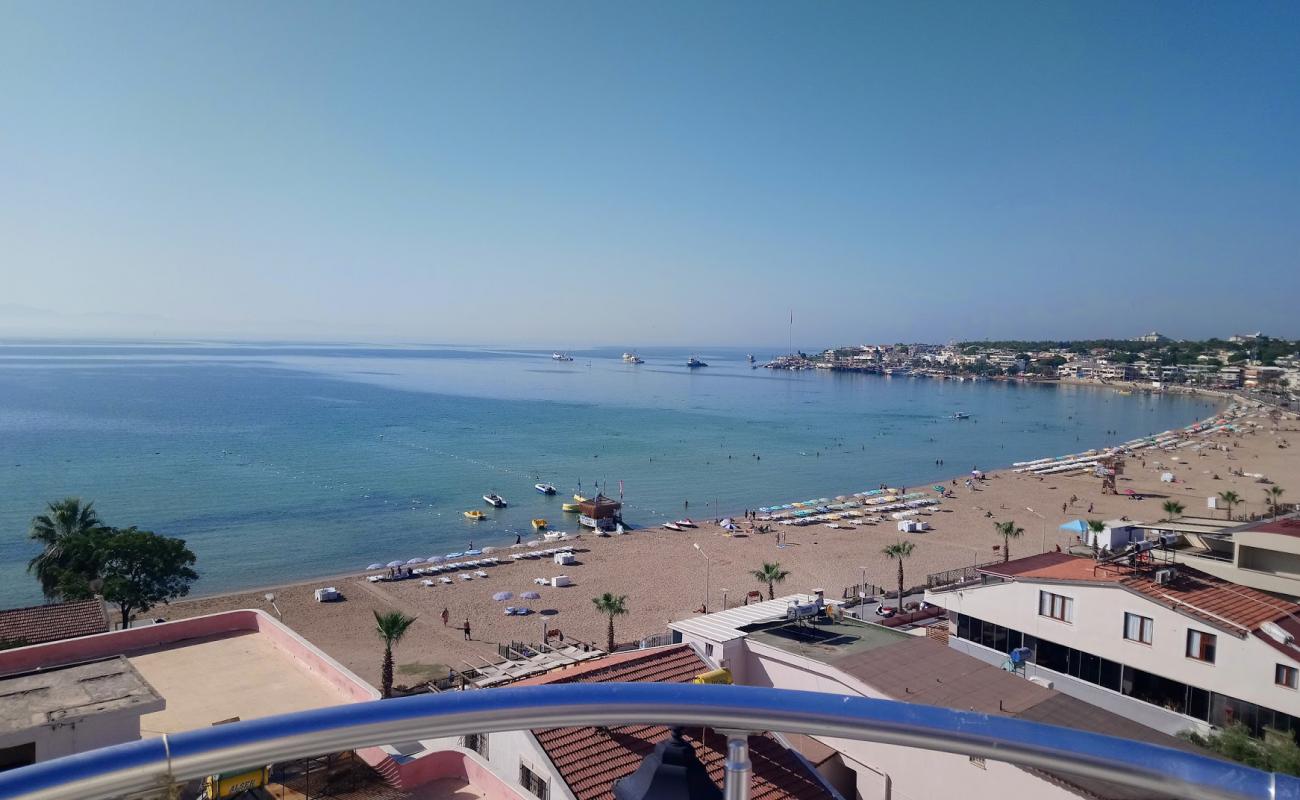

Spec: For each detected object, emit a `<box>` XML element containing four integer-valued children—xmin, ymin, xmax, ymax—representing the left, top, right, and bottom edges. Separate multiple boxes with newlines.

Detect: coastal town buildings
<box><xmin>1158</xmin><ymin>516</ymin><xmax>1300</xmax><ymax>602</ymax></box>
<box><xmin>924</xmin><ymin>552</ymin><xmax>1300</xmax><ymax>741</ymax></box>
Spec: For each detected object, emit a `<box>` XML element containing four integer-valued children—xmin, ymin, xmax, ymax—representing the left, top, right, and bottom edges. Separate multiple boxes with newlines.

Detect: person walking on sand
<box><xmin>441</xmin><ymin>607</ymin><xmax>449</xmax><ymax>627</ymax></box>
<box><xmin>463</xmin><ymin>619</ymin><xmax>471</xmax><ymax>641</ymax></box>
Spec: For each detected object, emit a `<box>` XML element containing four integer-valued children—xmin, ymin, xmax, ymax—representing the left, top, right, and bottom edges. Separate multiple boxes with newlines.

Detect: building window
<box><xmin>520</xmin><ymin>763</ymin><xmax>549</xmax><ymax>800</ymax></box>
<box><xmin>1124</xmin><ymin>613</ymin><xmax>1153</xmax><ymax>645</ymax></box>
<box><xmin>462</xmin><ymin>733</ymin><xmax>488</xmax><ymax>758</ymax></box>
<box><xmin>1038</xmin><ymin>591</ymin><xmax>1073</xmax><ymax>623</ymax></box>
<box><xmin>1186</xmin><ymin>630</ymin><xmax>1217</xmax><ymax>663</ymax></box>
<box><xmin>1277</xmin><ymin>664</ymin><xmax>1298</xmax><ymax>690</ymax></box>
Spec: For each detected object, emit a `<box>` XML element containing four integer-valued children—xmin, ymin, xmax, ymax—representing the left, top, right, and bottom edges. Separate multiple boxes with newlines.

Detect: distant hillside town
<box><xmin>765</xmin><ymin>332</ymin><xmax>1300</xmax><ymax>401</ymax></box>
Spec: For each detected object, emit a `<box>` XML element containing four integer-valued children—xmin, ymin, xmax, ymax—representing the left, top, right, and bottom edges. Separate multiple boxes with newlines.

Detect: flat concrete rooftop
<box><xmin>129</xmin><ymin>631</ymin><xmax>354</xmax><ymax>736</ymax></box>
<box><xmin>747</xmin><ymin>618</ymin><xmax>910</xmax><ymax>662</ymax></box>
<box><xmin>0</xmin><ymin>656</ymin><xmax>162</xmax><ymax>735</ymax></box>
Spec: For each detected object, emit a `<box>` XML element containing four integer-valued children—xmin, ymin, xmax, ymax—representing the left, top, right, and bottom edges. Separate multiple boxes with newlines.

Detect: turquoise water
<box><xmin>0</xmin><ymin>344</ymin><xmax>1218</xmax><ymax>607</ymax></box>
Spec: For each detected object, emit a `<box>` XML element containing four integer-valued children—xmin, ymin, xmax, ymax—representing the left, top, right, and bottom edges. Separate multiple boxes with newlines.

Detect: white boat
<box><xmin>953</xmin><ymin>412</ymin><xmax>970</xmax><ymax>420</ymax></box>
<box><xmin>535</xmin><ymin>483</ymin><xmax>557</xmax><ymax>495</ymax></box>
<box><xmin>622</xmin><ymin>352</ymin><xmax>645</xmax><ymax>364</ymax></box>
<box><xmin>747</xmin><ymin>354</ymin><xmax>755</xmax><ymax>363</ymax></box>
<box><xmin>483</xmin><ymin>493</ymin><xmax>507</xmax><ymax>508</ymax></box>
<box><xmin>662</xmin><ymin>522</ymin><xmax>683</xmax><ymax>531</ymax></box>
<box><xmin>552</xmin><ymin>353</ymin><xmax>573</xmax><ymax>361</ymax></box>
<box><xmin>675</xmin><ymin>519</ymin><xmax>697</xmax><ymax>528</ymax></box>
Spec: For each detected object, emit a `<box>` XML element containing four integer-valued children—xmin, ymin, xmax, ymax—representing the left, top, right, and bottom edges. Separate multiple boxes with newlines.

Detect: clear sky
<box><xmin>2</xmin><ymin>2</ymin><xmax>1297</xmax><ymax>347</ymax></box>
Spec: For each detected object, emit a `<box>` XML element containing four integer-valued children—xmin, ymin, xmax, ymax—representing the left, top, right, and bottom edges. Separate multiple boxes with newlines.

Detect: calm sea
<box><xmin>0</xmin><ymin>343</ymin><xmax>1217</xmax><ymax>607</ymax></box>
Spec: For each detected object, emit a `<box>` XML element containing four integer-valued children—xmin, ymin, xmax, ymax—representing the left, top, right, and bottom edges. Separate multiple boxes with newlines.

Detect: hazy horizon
<box><xmin>3</xmin><ymin>2</ymin><xmax>1297</xmax><ymax>345</ymax></box>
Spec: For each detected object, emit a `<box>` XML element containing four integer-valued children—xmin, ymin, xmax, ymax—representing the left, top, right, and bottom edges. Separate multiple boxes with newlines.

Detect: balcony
<box><xmin>0</xmin><ymin>683</ymin><xmax>1293</xmax><ymax>800</ymax></box>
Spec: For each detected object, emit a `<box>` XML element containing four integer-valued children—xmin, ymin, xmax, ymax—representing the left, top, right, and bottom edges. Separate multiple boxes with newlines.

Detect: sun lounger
<box><xmin>476</xmin><ymin>570</ymin><xmax>489</xmax><ymax>578</ymax></box>
<box><xmin>367</xmin><ymin>575</ymin><xmax>381</xmax><ymax>582</ymax></box>
<box><xmin>439</xmin><ymin>576</ymin><xmax>453</xmax><ymax>584</ymax></box>
<box><xmin>421</xmin><ymin>579</ymin><xmax>435</xmax><ymax>587</ymax></box>
<box><xmin>534</xmin><ymin>577</ymin><xmax>549</xmax><ymax>585</ymax></box>
<box><xmin>460</xmin><ymin>573</ymin><xmax>473</xmax><ymax>581</ymax></box>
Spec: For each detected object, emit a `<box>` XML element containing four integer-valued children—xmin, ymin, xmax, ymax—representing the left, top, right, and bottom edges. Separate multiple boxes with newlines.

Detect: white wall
<box><xmin>0</xmin><ymin>708</ymin><xmax>145</xmax><ymax>765</ymax></box>
<box><xmin>927</xmin><ymin>579</ymin><xmax>1300</xmax><ymax>716</ymax></box>
<box><xmin>414</xmin><ymin>728</ymin><xmax>575</xmax><ymax>800</ymax></box>
<box><xmin>741</xmin><ymin>640</ymin><xmax>1083</xmax><ymax>800</ymax></box>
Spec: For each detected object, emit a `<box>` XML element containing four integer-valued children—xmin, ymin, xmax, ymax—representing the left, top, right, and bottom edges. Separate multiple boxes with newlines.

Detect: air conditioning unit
<box><xmin>1029</xmin><ymin>676</ymin><xmax>1054</xmax><ymax>689</ymax></box>
<box><xmin>1154</xmin><ymin>568</ymin><xmax>1177</xmax><ymax>586</ymax></box>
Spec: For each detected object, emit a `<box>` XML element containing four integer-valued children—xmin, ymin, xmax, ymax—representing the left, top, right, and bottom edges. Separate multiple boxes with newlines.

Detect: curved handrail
<box><xmin>0</xmin><ymin>683</ymin><xmax>1292</xmax><ymax>800</ymax></box>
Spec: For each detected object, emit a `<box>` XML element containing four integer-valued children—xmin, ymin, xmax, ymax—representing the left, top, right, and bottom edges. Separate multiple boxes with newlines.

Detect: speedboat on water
<box><xmin>627</xmin><ymin>354</ymin><xmax>644</xmax><ymax>364</ymax></box>
<box><xmin>483</xmin><ymin>493</ymin><xmax>507</xmax><ymax>508</ymax></box>
<box><xmin>953</xmin><ymin>412</ymin><xmax>970</xmax><ymax>420</ymax></box>
<box><xmin>552</xmin><ymin>352</ymin><xmax>573</xmax><ymax>361</ymax></box>
<box><xmin>535</xmin><ymin>483</ymin><xmax>557</xmax><ymax>495</ymax></box>
<box><xmin>687</xmin><ymin>357</ymin><xmax>708</xmax><ymax>368</ymax></box>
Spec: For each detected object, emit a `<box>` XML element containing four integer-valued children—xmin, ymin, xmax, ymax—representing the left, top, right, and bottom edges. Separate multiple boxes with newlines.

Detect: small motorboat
<box><xmin>662</xmin><ymin>522</ymin><xmax>683</xmax><ymax>531</ymax></box>
<box><xmin>552</xmin><ymin>352</ymin><xmax>574</xmax><ymax>361</ymax></box>
<box><xmin>561</xmin><ymin>502</ymin><xmax>581</xmax><ymax>513</ymax></box>
<box><xmin>463</xmin><ymin>510</ymin><xmax>486</xmax><ymax>521</ymax></box>
<box><xmin>532</xmin><ymin>518</ymin><xmax>548</xmax><ymax>530</ymax></box>
<box><xmin>483</xmin><ymin>493</ymin><xmax>507</xmax><ymax>508</ymax></box>
<box><xmin>674</xmin><ymin>519</ymin><xmax>697</xmax><ymax>528</ymax></box>
<box><xmin>952</xmin><ymin>412</ymin><xmax>970</xmax><ymax>420</ymax></box>
<box><xmin>687</xmin><ymin>357</ymin><xmax>708</xmax><ymax>368</ymax></box>
<box><xmin>535</xmin><ymin>483</ymin><xmax>557</xmax><ymax>495</ymax></box>
<box><xmin>747</xmin><ymin>354</ymin><xmax>755</xmax><ymax>363</ymax></box>
<box><xmin>627</xmin><ymin>355</ymin><xmax>644</xmax><ymax>364</ymax></box>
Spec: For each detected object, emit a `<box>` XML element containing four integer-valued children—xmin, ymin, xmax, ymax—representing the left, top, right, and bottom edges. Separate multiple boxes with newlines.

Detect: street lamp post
<box><xmin>693</xmin><ymin>543</ymin><xmax>711</xmax><ymax>613</ymax></box>
<box><xmin>264</xmin><ymin>593</ymin><xmax>283</xmax><ymax>621</ymax></box>
<box><xmin>1026</xmin><ymin>507</ymin><xmax>1047</xmax><ymax>553</ymax></box>
<box><xmin>721</xmin><ymin>589</ymin><xmax>729</xmax><ymax>610</ymax></box>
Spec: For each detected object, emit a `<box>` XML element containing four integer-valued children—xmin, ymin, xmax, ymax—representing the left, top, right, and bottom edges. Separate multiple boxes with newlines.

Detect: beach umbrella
<box><xmin>366</xmin><ymin>563</ymin><xmax>384</xmax><ymax>571</ymax></box>
<box><xmin>720</xmin><ymin>517</ymin><xmax>733</xmax><ymax>526</ymax></box>
<box><xmin>426</xmin><ymin>556</ymin><xmax>444</xmax><ymax>563</ymax></box>
<box><xmin>493</xmin><ymin>591</ymin><xmax>514</xmax><ymax>601</ymax></box>
<box><xmin>406</xmin><ymin>558</ymin><xmax>425</xmax><ymax>565</ymax></box>
<box><xmin>1060</xmin><ymin>520</ymin><xmax>1088</xmax><ymax>533</ymax></box>
<box><xmin>520</xmin><ymin>591</ymin><xmax>542</xmax><ymax>600</ymax></box>
<box><xmin>386</xmin><ymin>560</ymin><xmax>404</xmax><ymax>568</ymax></box>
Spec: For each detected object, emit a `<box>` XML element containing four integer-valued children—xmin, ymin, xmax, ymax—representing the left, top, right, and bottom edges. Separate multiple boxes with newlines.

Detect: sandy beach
<box><xmin>166</xmin><ymin>399</ymin><xmax>1299</xmax><ymax>688</ymax></box>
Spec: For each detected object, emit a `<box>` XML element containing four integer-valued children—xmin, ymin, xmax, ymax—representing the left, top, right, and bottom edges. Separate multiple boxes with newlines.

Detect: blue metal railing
<box><xmin>0</xmin><ymin>683</ymin><xmax>1293</xmax><ymax>800</ymax></box>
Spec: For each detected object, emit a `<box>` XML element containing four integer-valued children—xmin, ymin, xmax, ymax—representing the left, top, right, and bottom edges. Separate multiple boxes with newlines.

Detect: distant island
<box><xmin>763</xmin><ymin>331</ymin><xmax>1299</xmax><ymax>399</ymax></box>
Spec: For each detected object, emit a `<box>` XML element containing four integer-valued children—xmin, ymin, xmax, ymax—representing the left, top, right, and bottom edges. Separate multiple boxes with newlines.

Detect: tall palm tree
<box><xmin>1266</xmin><ymin>486</ymin><xmax>1285</xmax><ymax>520</ymax></box>
<box><xmin>750</xmin><ymin>562</ymin><xmax>790</xmax><ymax>601</ymax></box>
<box><xmin>993</xmin><ymin>520</ymin><xmax>1024</xmax><ymax>563</ymax></box>
<box><xmin>881</xmin><ymin>541</ymin><xmax>915</xmax><ymax>610</ymax></box>
<box><xmin>28</xmin><ymin>498</ymin><xmax>105</xmax><ymax>599</ymax></box>
<box><xmin>1161</xmin><ymin>500</ymin><xmax>1185</xmax><ymax>521</ymax></box>
<box><xmin>373</xmin><ymin>610</ymin><xmax>417</xmax><ymax>699</ymax></box>
<box><xmin>592</xmin><ymin>593</ymin><xmax>628</xmax><ymax>652</ymax></box>
<box><xmin>1218</xmin><ymin>491</ymin><xmax>1241</xmax><ymax>521</ymax></box>
<box><xmin>1086</xmin><ymin>519</ymin><xmax>1107</xmax><ymax>552</ymax></box>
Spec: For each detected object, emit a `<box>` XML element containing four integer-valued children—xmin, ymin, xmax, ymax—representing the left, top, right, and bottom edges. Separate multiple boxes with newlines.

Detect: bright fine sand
<box><xmin>168</xmin><ymin>401</ymin><xmax>1299</xmax><ymax>688</ymax></box>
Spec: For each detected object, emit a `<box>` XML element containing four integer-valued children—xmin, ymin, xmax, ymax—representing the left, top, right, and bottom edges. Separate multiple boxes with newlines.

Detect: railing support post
<box><xmin>720</xmin><ymin>731</ymin><xmax>752</xmax><ymax>800</ymax></box>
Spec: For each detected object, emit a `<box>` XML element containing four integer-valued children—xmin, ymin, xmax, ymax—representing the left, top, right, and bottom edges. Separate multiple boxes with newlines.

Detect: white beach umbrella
<box><xmin>493</xmin><ymin>591</ymin><xmax>514</xmax><ymax>601</ymax></box>
<box><xmin>520</xmin><ymin>591</ymin><xmax>542</xmax><ymax>600</ymax></box>
<box><xmin>366</xmin><ymin>563</ymin><xmax>384</xmax><ymax>571</ymax></box>
<box><xmin>406</xmin><ymin>558</ymin><xmax>425</xmax><ymax>565</ymax></box>
<box><xmin>426</xmin><ymin>556</ymin><xmax>444</xmax><ymax>563</ymax></box>
<box><xmin>386</xmin><ymin>560</ymin><xmax>404</xmax><ymax>568</ymax></box>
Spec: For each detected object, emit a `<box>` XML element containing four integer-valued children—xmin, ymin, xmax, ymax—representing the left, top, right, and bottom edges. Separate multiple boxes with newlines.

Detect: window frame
<box><xmin>1038</xmin><ymin>590</ymin><xmax>1073</xmax><ymax>623</ymax></box>
<box><xmin>1276</xmin><ymin>663</ymin><xmax>1298</xmax><ymax>690</ymax></box>
<box><xmin>519</xmin><ymin>762</ymin><xmax>549</xmax><ymax>800</ymax></box>
<box><xmin>1185</xmin><ymin>629</ymin><xmax>1217</xmax><ymax>664</ymax></box>
<box><xmin>1123</xmin><ymin>612</ymin><xmax>1153</xmax><ymax>645</ymax></box>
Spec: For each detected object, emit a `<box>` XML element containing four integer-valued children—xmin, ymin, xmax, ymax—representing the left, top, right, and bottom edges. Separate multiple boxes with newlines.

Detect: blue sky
<box><xmin>1</xmin><ymin>2</ymin><xmax>1297</xmax><ymax>346</ymax></box>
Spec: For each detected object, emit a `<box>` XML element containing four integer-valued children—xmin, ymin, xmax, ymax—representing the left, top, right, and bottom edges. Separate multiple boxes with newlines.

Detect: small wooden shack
<box><xmin>578</xmin><ymin>495</ymin><xmax>622</xmax><ymax>531</ymax></box>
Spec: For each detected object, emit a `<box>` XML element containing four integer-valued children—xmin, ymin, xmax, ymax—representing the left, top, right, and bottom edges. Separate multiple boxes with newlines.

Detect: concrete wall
<box><xmin>387</xmin><ymin>746</ymin><xmax>527</xmax><ymax>800</ymax></box>
<box><xmin>927</xmin><ymin>579</ymin><xmax>1300</xmax><ymax>715</ymax></box>
<box><xmin>741</xmin><ymin>640</ymin><xmax>1083</xmax><ymax>800</ymax></box>
<box><xmin>404</xmin><ymin>728</ymin><xmax>574</xmax><ymax>800</ymax></box>
<box><xmin>0</xmin><ymin>707</ymin><xmax>145</xmax><ymax>765</ymax></box>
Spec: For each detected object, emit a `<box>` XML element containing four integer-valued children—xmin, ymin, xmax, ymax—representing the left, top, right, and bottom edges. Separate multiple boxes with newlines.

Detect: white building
<box><xmin>668</xmin><ymin>595</ymin><xmax>1200</xmax><ymax>800</ymax></box>
<box><xmin>925</xmin><ymin>552</ymin><xmax>1300</xmax><ymax>739</ymax></box>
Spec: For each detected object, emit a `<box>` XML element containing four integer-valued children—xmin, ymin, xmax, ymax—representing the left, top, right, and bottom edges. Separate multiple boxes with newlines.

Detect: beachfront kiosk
<box><xmin>578</xmin><ymin>494</ymin><xmax>622</xmax><ymax>532</ymax></box>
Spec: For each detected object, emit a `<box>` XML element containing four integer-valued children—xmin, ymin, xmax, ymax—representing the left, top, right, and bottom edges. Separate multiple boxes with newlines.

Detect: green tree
<box><xmin>99</xmin><ymin>528</ymin><xmax>198</xmax><ymax>629</ymax></box>
<box><xmin>882</xmin><ymin>541</ymin><xmax>915</xmax><ymax>610</ymax></box>
<box><xmin>1162</xmin><ymin>500</ymin><xmax>1186</xmax><ymax>521</ymax></box>
<box><xmin>1267</xmin><ymin>486</ymin><xmax>1286</xmax><ymax>520</ymax></box>
<box><xmin>994</xmin><ymin>520</ymin><xmax>1024</xmax><ymax>562</ymax></box>
<box><xmin>1086</xmin><ymin>519</ymin><xmax>1107</xmax><ymax>551</ymax></box>
<box><xmin>1218</xmin><ymin>491</ymin><xmax>1241</xmax><ymax>520</ymax></box>
<box><xmin>750</xmin><ymin>562</ymin><xmax>790</xmax><ymax>601</ymax></box>
<box><xmin>592</xmin><ymin>593</ymin><xmax>628</xmax><ymax>652</ymax></box>
<box><xmin>1181</xmin><ymin>724</ymin><xmax>1300</xmax><ymax>777</ymax></box>
<box><xmin>27</xmin><ymin>498</ymin><xmax>105</xmax><ymax>599</ymax></box>
<box><xmin>373</xmin><ymin>610</ymin><xmax>417</xmax><ymax>699</ymax></box>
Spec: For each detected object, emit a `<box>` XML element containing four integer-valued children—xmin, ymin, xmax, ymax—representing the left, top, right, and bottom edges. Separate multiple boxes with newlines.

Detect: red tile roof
<box><xmin>0</xmin><ymin>599</ymin><xmax>108</xmax><ymax>647</ymax></box>
<box><xmin>527</xmin><ymin>646</ymin><xmax>832</xmax><ymax>800</ymax></box>
<box><xmin>981</xmin><ymin>554</ymin><xmax>1300</xmax><ymax>635</ymax></box>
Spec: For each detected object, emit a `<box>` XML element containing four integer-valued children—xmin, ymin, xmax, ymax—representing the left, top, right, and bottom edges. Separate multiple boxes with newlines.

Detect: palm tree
<box><xmin>1085</xmin><ymin>519</ymin><xmax>1106</xmax><ymax>552</ymax></box>
<box><xmin>28</xmin><ymin>498</ymin><xmax>105</xmax><ymax>599</ymax></box>
<box><xmin>993</xmin><ymin>520</ymin><xmax>1024</xmax><ymax>563</ymax></box>
<box><xmin>1218</xmin><ymin>491</ymin><xmax>1241</xmax><ymax>521</ymax></box>
<box><xmin>881</xmin><ymin>541</ymin><xmax>915</xmax><ymax>610</ymax></box>
<box><xmin>373</xmin><ymin>610</ymin><xmax>417</xmax><ymax>699</ymax></box>
<box><xmin>1266</xmin><ymin>486</ymin><xmax>1285</xmax><ymax>520</ymax></box>
<box><xmin>750</xmin><ymin>562</ymin><xmax>790</xmax><ymax>601</ymax></box>
<box><xmin>1161</xmin><ymin>500</ymin><xmax>1185</xmax><ymax>521</ymax></box>
<box><xmin>592</xmin><ymin>593</ymin><xmax>628</xmax><ymax>652</ymax></box>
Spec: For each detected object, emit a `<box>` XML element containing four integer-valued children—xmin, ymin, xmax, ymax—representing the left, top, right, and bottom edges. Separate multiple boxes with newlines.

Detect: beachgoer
<box><xmin>516</xmin><ymin>533</ymin><xmax>522</xmax><ymax>544</ymax></box>
<box><xmin>441</xmin><ymin>607</ymin><xmax>449</xmax><ymax>627</ymax></box>
<box><xmin>1062</xmin><ymin>502</ymin><xmax>1067</xmax><ymax>514</ymax></box>
<box><xmin>463</xmin><ymin>619</ymin><xmax>471</xmax><ymax>640</ymax></box>
<box><xmin>1088</xmin><ymin>503</ymin><xmax>1094</xmax><ymax>513</ymax></box>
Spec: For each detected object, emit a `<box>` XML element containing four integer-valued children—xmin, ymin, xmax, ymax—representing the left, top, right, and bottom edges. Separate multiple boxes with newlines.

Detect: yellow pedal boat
<box><xmin>561</xmin><ymin>503</ymin><xmax>580</xmax><ymax>513</ymax></box>
<box><xmin>463</xmin><ymin>510</ymin><xmax>486</xmax><ymax>521</ymax></box>
<box><xmin>532</xmin><ymin>518</ymin><xmax>548</xmax><ymax>529</ymax></box>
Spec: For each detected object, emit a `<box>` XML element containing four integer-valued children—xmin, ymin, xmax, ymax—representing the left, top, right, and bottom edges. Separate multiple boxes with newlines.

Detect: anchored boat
<box><xmin>463</xmin><ymin>510</ymin><xmax>486</xmax><ymax>521</ymax></box>
<box><xmin>483</xmin><ymin>493</ymin><xmax>507</xmax><ymax>508</ymax></box>
<box><xmin>535</xmin><ymin>483</ymin><xmax>557</xmax><ymax>495</ymax></box>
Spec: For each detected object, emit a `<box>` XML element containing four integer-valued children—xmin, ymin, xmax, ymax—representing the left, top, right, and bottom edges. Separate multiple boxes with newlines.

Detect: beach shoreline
<box><xmin>162</xmin><ymin>398</ymin><xmax>1297</xmax><ymax>687</ymax></box>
